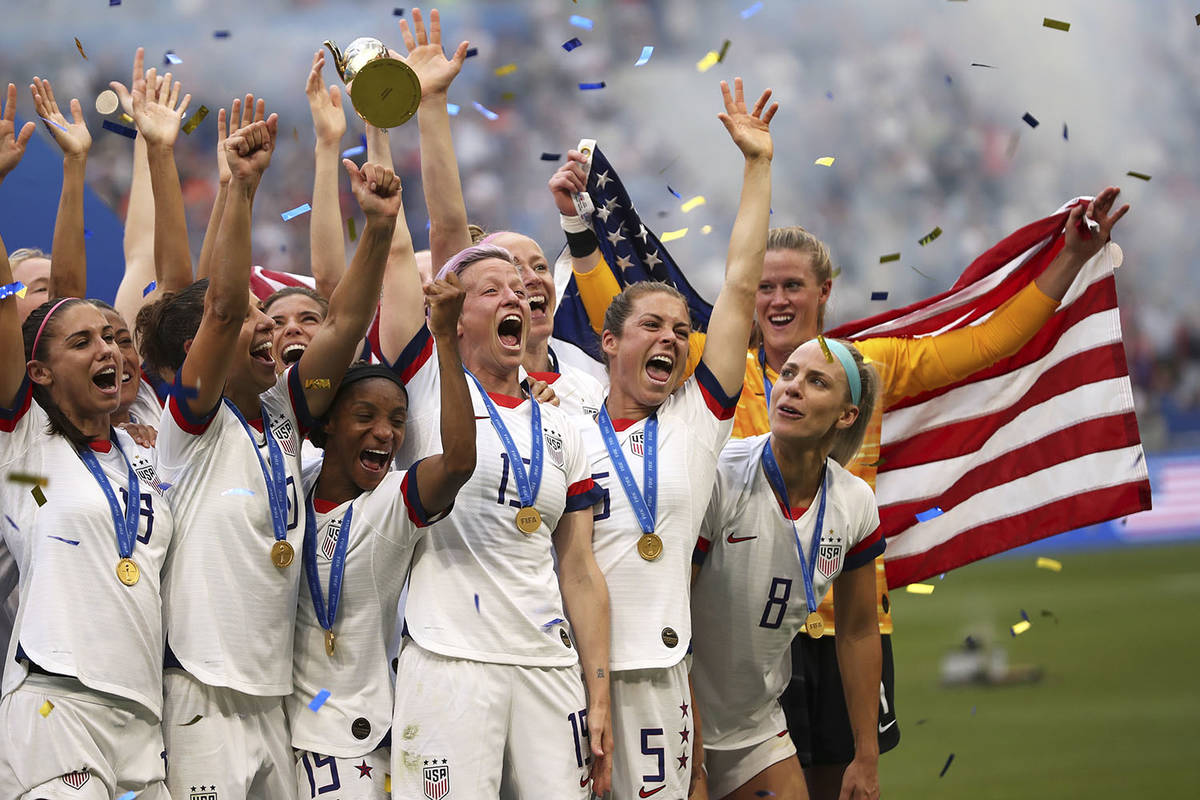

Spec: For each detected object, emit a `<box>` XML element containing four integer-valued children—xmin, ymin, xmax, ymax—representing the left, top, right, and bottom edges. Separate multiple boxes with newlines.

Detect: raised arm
<box><xmin>295</xmin><ymin>161</ymin><xmax>401</xmax><ymax>417</ymax></box>
<box><xmin>179</xmin><ymin>113</ymin><xmax>278</xmax><ymax>417</ymax></box>
<box><xmin>399</xmin><ymin>7</ymin><xmax>471</xmax><ymax>270</ymax></box>
<box><xmin>412</xmin><ymin>273</ymin><xmax>475</xmax><ymax>510</ymax></box>
<box><xmin>306</xmin><ymin>51</ymin><xmax>348</xmax><ymax>299</ymax></box>
<box><xmin>0</xmin><ymin>232</ymin><xmax>21</xmax><ymax>405</ymax></box>
<box><xmin>195</xmin><ymin>105</ymin><xmax>235</xmax><ymax>281</ymax></box>
<box><xmin>701</xmin><ymin>78</ymin><xmax>776</xmax><ymax>396</ymax></box>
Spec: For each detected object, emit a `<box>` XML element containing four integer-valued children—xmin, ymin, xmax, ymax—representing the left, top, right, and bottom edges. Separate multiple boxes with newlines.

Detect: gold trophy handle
<box><xmin>323</xmin><ymin>40</ymin><xmax>345</xmax><ymax>78</ymax></box>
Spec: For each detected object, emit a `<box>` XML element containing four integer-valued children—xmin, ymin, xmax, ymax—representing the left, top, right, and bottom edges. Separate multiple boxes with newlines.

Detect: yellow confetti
<box><xmin>16</xmin><ymin>286</ymin><xmax>27</xmax><ymax>299</ymax></box>
<box><xmin>696</xmin><ymin>51</ymin><xmax>720</xmax><ymax>72</ymax></box>
<box><xmin>39</xmin><ymin>700</ymin><xmax>54</xmax><ymax>717</ymax></box>
<box><xmin>385</xmin><ymin>776</ymin><xmax>391</xmax><ymax>793</ymax></box>
<box><xmin>347</xmin><ymin>218</ymin><xmax>357</xmax><ymax>242</ymax></box>
<box><xmin>1011</xmin><ymin>619</ymin><xmax>1032</xmax><ymax>635</ymax></box>
<box><xmin>660</xmin><ymin>228</ymin><xmax>689</xmax><ymax>243</ymax></box>
<box><xmin>814</xmin><ymin>156</ymin><xmax>836</xmax><ymax>167</ymax></box>
<box><xmin>1036</xmin><ymin>557</ymin><xmax>1062</xmax><ymax>572</ymax></box>
<box><xmin>817</xmin><ymin>335</ymin><xmax>834</xmax><ymax>363</ymax></box>
<box><xmin>701</xmin><ymin>225</ymin><xmax>712</xmax><ymax>235</ymax></box>
<box><xmin>7</xmin><ymin>472</ymin><xmax>48</xmax><ymax>487</ymax></box>
<box><xmin>304</xmin><ymin>378</ymin><xmax>332</xmax><ymax>389</ymax></box>
<box><xmin>494</xmin><ymin>63</ymin><xmax>518</xmax><ymax>77</ymax></box>
<box><xmin>905</xmin><ymin>583</ymin><xmax>935</xmax><ymax>595</ymax></box>
<box><xmin>74</xmin><ymin>37</ymin><xmax>87</xmax><ymax>59</ymax></box>
<box><xmin>680</xmin><ymin>196</ymin><xmax>706</xmax><ymax>213</ymax></box>
<box><xmin>31</xmin><ymin>485</ymin><xmax>47</xmax><ymax>507</ymax></box>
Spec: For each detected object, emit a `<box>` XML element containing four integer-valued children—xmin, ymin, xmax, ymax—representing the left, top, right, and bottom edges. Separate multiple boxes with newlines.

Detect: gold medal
<box><xmin>805</xmin><ymin>611</ymin><xmax>825</xmax><ymax>639</ymax></box>
<box><xmin>116</xmin><ymin>557</ymin><xmax>140</xmax><ymax>586</ymax></box>
<box><xmin>325</xmin><ymin>629</ymin><xmax>336</xmax><ymax>657</ymax></box>
<box><xmin>270</xmin><ymin>540</ymin><xmax>295</xmax><ymax>568</ymax></box>
<box><xmin>515</xmin><ymin>506</ymin><xmax>542</xmax><ymax>535</ymax></box>
<box><xmin>637</xmin><ymin>532</ymin><xmax>663</xmax><ymax>561</ymax></box>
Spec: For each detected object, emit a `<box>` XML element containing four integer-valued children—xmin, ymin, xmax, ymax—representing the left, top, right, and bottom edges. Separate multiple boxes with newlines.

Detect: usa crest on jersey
<box><xmin>629</xmin><ymin>429</ymin><xmax>645</xmax><ymax>458</ymax></box>
<box><xmin>131</xmin><ymin>454</ymin><xmax>165</xmax><ymax>495</ymax></box>
<box><xmin>190</xmin><ymin>787</ymin><xmax>219</xmax><ymax>800</ymax></box>
<box><xmin>60</xmin><ymin>771</ymin><xmax>89</xmax><ymax>790</ymax></box>
<box><xmin>544</xmin><ymin>428</ymin><xmax>565</xmax><ymax>468</ymax></box>
<box><xmin>423</xmin><ymin>760</ymin><xmax>450</xmax><ymax>800</ymax></box>
<box><xmin>320</xmin><ymin>518</ymin><xmax>342</xmax><ymax>560</ymax></box>
<box><xmin>271</xmin><ymin>415</ymin><xmax>298</xmax><ymax>457</ymax></box>
<box><xmin>816</xmin><ymin>533</ymin><xmax>843</xmax><ymax>579</ymax></box>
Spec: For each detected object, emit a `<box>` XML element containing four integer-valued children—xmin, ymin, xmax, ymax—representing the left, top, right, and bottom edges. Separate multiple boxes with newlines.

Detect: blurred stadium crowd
<box><xmin>2</xmin><ymin>0</ymin><xmax>1197</xmax><ymax>449</ymax></box>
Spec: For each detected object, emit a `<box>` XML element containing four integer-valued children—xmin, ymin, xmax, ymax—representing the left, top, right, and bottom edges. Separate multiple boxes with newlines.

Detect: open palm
<box><xmin>0</xmin><ymin>83</ymin><xmax>35</xmax><ymax>180</ymax></box>
<box><xmin>30</xmin><ymin>77</ymin><xmax>90</xmax><ymax>157</ymax></box>
<box><xmin>397</xmin><ymin>7</ymin><xmax>470</xmax><ymax>97</ymax></box>
<box><xmin>111</xmin><ymin>48</ymin><xmax>191</xmax><ymax>148</ymax></box>
<box><xmin>717</xmin><ymin>78</ymin><xmax>777</xmax><ymax>162</ymax></box>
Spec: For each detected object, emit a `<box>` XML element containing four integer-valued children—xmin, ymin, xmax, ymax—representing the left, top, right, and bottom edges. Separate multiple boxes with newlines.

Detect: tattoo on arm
<box><xmin>596</xmin><ymin>668</ymin><xmax>606</xmax><ymax>678</ymax></box>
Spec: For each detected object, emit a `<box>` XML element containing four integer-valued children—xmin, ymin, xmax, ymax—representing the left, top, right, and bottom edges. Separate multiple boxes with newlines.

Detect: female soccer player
<box><xmin>561</xmin><ymin>78</ymin><xmax>774</xmax><ymax>800</ymax></box>
<box><xmin>290</xmin><ymin>274</ymin><xmax>476</xmax><ymax>799</ymax></box>
<box><xmin>691</xmin><ymin>337</ymin><xmax>883</xmax><ymax>800</ymax></box>
<box><xmin>135</xmin><ymin>82</ymin><xmax>401</xmax><ymax>796</ymax></box>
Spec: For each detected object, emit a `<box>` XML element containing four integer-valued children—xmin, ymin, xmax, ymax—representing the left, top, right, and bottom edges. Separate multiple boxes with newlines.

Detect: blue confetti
<box><xmin>213</xmin><ymin>30</ymin><xmax>230</xmax><ymax>39</ymax></box>
<box><xmin>393</xmin><ymin>7</ymin><xmax>404</xmax><ymax>16</ymax></box>
<box><xmin>870</xmin><ymin>291</ymin><xmax>889</xmax><ymax>301</ymax></box>
<box><xmin>562</xmin><ymin>37</ymin><xmax>583</xmax><ymax>52</ymax></box>
<box><xmin>578</xmin><ymin>82</ymin><xmax>606</xmax><ymax>91</ymax></box>
<box><xmin>0</xmin><ymin>281</ymin><xmax>24</xmax><ymax>299</ymax></box>
<box><xmin>221</xmin><ymin>488</ymin><xmax>256</xmax><ymax>497</ymax></box>
<box><xmin>1022</xmin><ymin>112</ymin><xmax>1039</xmax><ymax>128</ymax></box>
<box><xmin>635</xmin><ymin>46</ymin><xmax>654</xmax><ymax>66</ymax></box>
<box><xmin>825</xmin><ymin>90</ymin><xmax>834</xmax><ymax>100</ymax></box>
<box><xmin>47</xmin><ymin>535</ymin><xmax>81</xmax><ymax>546</ymax></box>
<box><xmin>667</xmin><ymin>185</ymin><xmax>682</xmax><ymax>199</ymax></box>
<box><xmin>142</xmin><ymin>281</ymin><xmax>156</xmax><ymax>297</ymax></box>
<box><xmin>308</xmin><ymin>689</ymin><xmax>331</xmax><ymax>711</ymax></box>
<box><xmin>474</xmin><ymin>593</ymin><xmax>480</xmax><ymax>613</ymax></box>
<box><xmin>1062</xmin><ymin>123</ymin><xmax>1069</xmax><ymax>141</ymax></box>
<box><xmin>473</xmin><ymin>102</ymin><xmax>498</xmax><ymax>121</ymax></box>
<box><xmin>939</xmin><ymin>753</ymin><xmax>955</xmax><ymax>777</ymax></box>
<box><xmin>464</xmin><ymin>47</ymin><xmax>478</xmax><ymax>58</ymax></box>
<box><xmin>945</xmin><ymin>74</ymin><xmax>953</xmax><ymax>85</ymax></box>
<box><xmin>341</xmin><ymin>145</ymin><xmax>366</xmax><ymax>158</ymax></box>
<box><xmin>569</xmin><ymin>15</ymin><xmax>594</xmax><ymax>30</ymax></box>
<box><xmin>4</xmin><ymin>515</ymin><xmax>17</xmax><ymax>530</ymax></box>
<box><xmin>117</xmin><ymin>793</ymin><xmax>136</xmax><ymax>800</ymax></box>
<box><xmin>109</xmin><ymin>0</ymin><xmax>121</xmax><ymax>6</ymax></box>
<box><xmin>741</xmin><ymin>1</ymin><xmax>764</xmax><ymax>19</ymax></box>
<box><xmin>281</xmin><ymin>203</ymin><xmax>312</xmax><ymax>221</ymax></box>
<box><xmin>1020</xmin><ymin>608</ymin><xmax>1030</xmax><ymax>622</ymax></box>
<box><xmin>540</xmin><ymin>152</ymin><xmax>561</xmax><ymax>161</ymax></box>
<box><xmin>102</xmin><ymin>120</ymin><xmax>137</xmax><ymax>139</ymax></box>
<box><xmin>84</xmin><ymin>228</ymin><xmax>93</xmax><ymax>240</ymax></box>
<box><xmin>446</xmin><ymin>102</ymin><xmax>460</xmax><ymax>116</ymax></box>
<box><xmin>157</xmin><ymin>482</ymin><xmax>171</xmax><ymax>491</ymax></box>
<box><xmin>915</xmin><ymin>506</ymin><xmax>944</xmax><ymax>522</ymax></box>
<box><xmin>164</xmin><ymin>51</ymin><xmax>182</xmax><ymax>65</ymax></box>
<box><xmin>40</xmin><ymin>116</ymin><xmax>68</xmax><ymax>133</ymax></box>
<box><xmin>543</xmin><ymin>617</ymin><xmax>564</xmax><ymax>628</ymax></box>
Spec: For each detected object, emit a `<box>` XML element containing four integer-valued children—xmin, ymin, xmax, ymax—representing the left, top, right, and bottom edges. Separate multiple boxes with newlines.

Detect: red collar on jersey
<box><xmin>610</xmin><ymin>417</ymin><xmax>639</xmax><ymax>432</ymax></box>
<box><xmin>313</xmin><ymin>497</ymin><xmax>340</xmax><ymax>513</ymax></box>
<box><xmin>247</xmin><ymin>417</ymin><xmax>264</xmax><ymax>432</ymax></box>
<box><xmin>777</xmin><ymin>499</ymin><xmax>809</xmax><ymax>521</ymax></box>
<box><xmin>486</xmin><ymin>391</ymin><xmax>526</xmax><ymax>409</ymax></box>
<box><xmin>526</xmin><ymin>371</ymin><xmax>561</xmax><ymax>384</ymax></box>
<box><xmin>88</xmin><ymin>439</ymin><xmax>113</xmax><ymax>453</ymax></box>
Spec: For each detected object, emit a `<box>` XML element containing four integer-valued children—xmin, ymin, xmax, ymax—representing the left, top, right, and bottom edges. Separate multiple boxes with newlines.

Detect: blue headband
<box><xmin>817</xmin><ymin>336</ymin><xmax>861</xmax><ymax>406</ymax></box>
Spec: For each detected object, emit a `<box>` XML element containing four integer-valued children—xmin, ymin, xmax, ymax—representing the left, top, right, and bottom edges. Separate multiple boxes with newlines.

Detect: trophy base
<box><xmin>349</xmin><ymin>59</ymin><xmax>422</xmax><ymax>128</ymax></box>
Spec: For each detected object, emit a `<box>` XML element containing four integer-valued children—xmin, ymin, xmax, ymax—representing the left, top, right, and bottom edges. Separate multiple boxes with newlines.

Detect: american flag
<box><xmin>248</xmin><ymin>266</ymin><xmax>379</xmax><ymax>362</ymax></box>
<box><xmin>827</xmin><ymin>198</ymin><xmax>1152</xmax><ymax>587</ymax></box>
<box><xmin>1120</xmin><ymin>457</ymin><xmax>1199</xmax><ymax>539</ymax></box>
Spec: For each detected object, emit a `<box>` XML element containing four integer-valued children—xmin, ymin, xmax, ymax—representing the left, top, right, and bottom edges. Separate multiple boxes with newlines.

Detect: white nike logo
<box><xmin>878</xmin><ymin>719</ymin><xmax>897</xmax><ymax>734</ymax></box>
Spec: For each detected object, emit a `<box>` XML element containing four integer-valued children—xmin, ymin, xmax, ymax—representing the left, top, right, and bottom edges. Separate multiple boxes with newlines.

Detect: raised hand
<box><xmin>224</xmin><ymin>116</ymin><xmax>278</xmax><ymax>185</ymax></box>
<box><xmin>397</xmin><ymin>7</ymin><xmax>470</xmax><ymax>98</ymax></box>
<box><xmin>110</xmin><ymin>48</ymin><xmax>192</xmax><ymax>148</ymax></box>
<box><xmin>222</xmin><ymin>94</ymin><xmax>268</xmax><ymax>183</ymax></box>
<box><xmin>717</xmin><ymin>77</ymin><xmax>777</xmax><ymax>162</ymax></box>
<box><xmin>344</xmin><ymin>160</ymin><xmax>402</xmax><ymax>220</ymax></box>
<box><xmin>548</xmin><ymin>151</ymin><xmax>589</xmax><ymax>216</ymax></box>
<box><xmin>1063</xmin><ymin>186</ymin><xmax>1131</xmax><ymax>263</ymax></box>
<box><xmin>424</xmin><ymin>272</ymin><xmax>466</xmax><ymax>339</ymax></box>
<box><xmin>0</xmin><ymin>83</ymin><xmax>35</xmax><ymax>181</ymax></box>
<box><xmin>306</xmin><ymin>51</ymin><xmax>346</xmax><ymax>146</ymax></box>
<box><xmin>29</xmin><ymin>77</ymin><xmax>90</xmax><ymax>158</ymax></box>
<box><xmin>215</xmin><ymin>107</ymin><xmax>232</xmax><ymax>186</ymax></box>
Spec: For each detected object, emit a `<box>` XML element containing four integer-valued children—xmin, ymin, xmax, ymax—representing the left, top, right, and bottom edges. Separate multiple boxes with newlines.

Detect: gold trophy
<box><xmin>323</xmin><ymin>38</ymin><xmax>421</xmax><ymax>128</ymax></box>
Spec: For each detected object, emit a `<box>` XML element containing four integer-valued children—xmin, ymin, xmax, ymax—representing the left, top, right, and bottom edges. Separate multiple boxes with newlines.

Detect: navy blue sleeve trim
<box><xmin>170</xmin><ymin>368</ymin><xmax>219</xmax><ymax>431</ymax></box>
<box><xmin>564</xmin><ymin>479</ymin><xmax>604</xmax><ymax>513</ymax></box>
<box><xmin>0</xmin><ymin>375</ymin><xmax>32</xmax><ymax>429</ymax></box>
<box><xmin>286</xmin><ymin>366</ymin><xmax>317</xmax><ymax>434</ymax></box>
<box><xmin>843</xmin><ymin>537</ymin><xmax>885</xmax><ymax>572</ymax></box>
<box><xmin>694</xmin><ymin>359</ymin><xmax>741</xmax><ymax>416</ymax></box>
<box><xmin>391</xmin><ymin>325</ymin><xmax>435</xmax><ymax>384</ymax></box>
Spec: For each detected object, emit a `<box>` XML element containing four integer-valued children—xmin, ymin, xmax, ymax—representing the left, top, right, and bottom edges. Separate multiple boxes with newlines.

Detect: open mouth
<box><xmin>767</xmin><ymin>312</ymin><xmax>795</xmax><ymax>329</ymax></box>
<box><xmin>497</xmin><ymin>314</ymin><xmax>523</xmax><ymax>351</ymax></box>
<box><xmin>529</xmin><ymin>293</ymin><xmax>547</xmax><ymax>318</ymax></box>
<box><xmin>359</xmin><ymin>447</ymin><xmax>391</xmax><ymax>473</ymax></box>
<box><xmin>251</xmin><ymin>340</ymin><xmax>276</xmax><ymax>367</ymax></box>
<box><xmin>645</xmin><ymin>353</ymin><xmax>675</xmax><ymax>384</ymax></box>
<box><xmin>92</xmin><ymin>366</ymin><xmax>118</xmax><ymax>393</ymax></box>
<box><xmin>281</xmin><ymin>342</ymin><xmax>307</xmax><ymax>365</ymax></box>
<box><xmin>777</xmin><ymin>402</ymin><xmax>805</xmax><ymax>420</ymax></box>
<box><xmin>121</xmin><ymin>368</ymin><xmax>134</xmax><ymax>385</ymax></box>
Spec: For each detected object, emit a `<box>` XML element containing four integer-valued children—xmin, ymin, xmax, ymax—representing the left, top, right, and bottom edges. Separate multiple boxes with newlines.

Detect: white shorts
<box><xmin>704</xmin><ymin>733</ymin><xmax>797</xmax><ymax>800</ymax></box>
<box><xmin>0</xmin><ymin>673</ymin><xmax>170</xmax><ymax>800</ymax></box>
<box><xmin>295</xmin><ymin>747</ymin><xmax>389</xmax><ymax>800</ymax></box>
<box><xmin>162</xmin><ymin>670</ymin><xmax>294</xmax><ymax>800</ymax></box>
<box><xmin>609</xmin><ymin>660</ymin><xmax>693</xmax><ymax>800</ymax></box>
<box><xmin>391</xmin><ymin>641</ymin><xmax>590</xmax><ymax>800</ymax></box>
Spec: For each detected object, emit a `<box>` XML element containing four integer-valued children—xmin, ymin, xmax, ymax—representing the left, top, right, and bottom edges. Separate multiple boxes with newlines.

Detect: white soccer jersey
<box><xmin>155</xmin><ymin>367</ymin><xmax>312</xmax><ymax>696</ymax></box>
<box><xmin>0</xmin><ymin>537</ymin><xmax>16</xmax><ymax>686</ymax></box>
<box><xmin>524</xmin><ymin>364</ymin><xmax>604</xmax><ymax>420</ymax></box>
<box><xmin>393</xmin><ymin>325</ymin><xmax>602</xmax><ymax>665</ymax></box>
<box><xmin>690</xmin><ymin>435</ymin><xmax>883</xmax><ymax>749</ymax></box>
<box><xmin>289</xmin><ymin>466</ymin><xmax>445</xmax><ymax>757</ymax></box>
<box><xmin>127</xmin><ymin>373</ymin><xmax>165</xmax><ymax>426</ymax></box>
<box><xmin>0</xmin><ymin>378</ymin><xmax>173</xmax><ymax>717</ymax></box>
<box><xmin>574</xmin><ymin>361</ymin><xmax>739</xmax><ymax>671</ymax></box>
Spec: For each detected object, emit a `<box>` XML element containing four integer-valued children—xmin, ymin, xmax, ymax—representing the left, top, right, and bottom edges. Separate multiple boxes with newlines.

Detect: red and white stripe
<box><xmin>249</xmin><ymin>266</ymin><xmax>316</xmax><ymax>301</ymax></box>
<box><xmin>1121</xmin><ymin>460</ymin><xmax>1200</xmax><ymax>535</ymax></box>
<box><xmin>828</xmin><ymin>198</ymin><xmax>1152</xmax><ymax>588</ymax></box>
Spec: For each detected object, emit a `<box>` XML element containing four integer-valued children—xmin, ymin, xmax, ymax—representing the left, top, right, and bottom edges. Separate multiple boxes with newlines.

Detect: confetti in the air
<box><xmin>1020</xmin><ymin>609</ymin><xmax>1031</xmax><ymax>622</ymax></box>
<box><xmin>918</xmin><ymin>226</ymin><xmax>943</xmax><ymax>246</ymax></box>
<box><xmin>817</xmin><ymin>335</ymin><xmax>834</xmax><ymax>363</ymax></box>
<box><xmin>39</xmin><ymin>116</ymin><xmax>68</xmax><ymax>133</ymax></box>
<box><xmin>939</xmin><ymin>753</ymin><xmax>955</xmax><ymax>778</ymax></box>
<box><xmin>214</xmin><ymin>30</ymin><xmax>230</xmax><ymax>38</ymax></box>
<box><xmin>870</xmin><ymin>291</ymin><xmax>888</xmax><ymax>301</ymax></box>
<box><xmin>39</xmin><ymin>700</ymin><xmax>54</xmax><ymax>717</ymax></box>
<box><xmin>8</xmin><ymin>473</ymin><xmax>48</xmax><ymax>487</ymax></box>
<box><xmin>1022</xmin><ymin>112</ymin><xmax>1039</xmax><ymax>128</ymax></box>
<box><xmin>95</xmin><ymin>89</ymin><xmax>119</xmax><ymax>115</ymax></box>
<box><xmin>47</xmin><ymin>535</ymin><xmax>78</xmax><ymax>546</ymax></box>
<box><xmin>75</xmin><ymin>37</ymin><xmax>87</xmax><ymax>59</ymax></box>
<box><xmin>814</xmin><ymin>156</ymin><xmax>836</xmax><ymax>167</ymax></box>
<box><xmin>474</xmin><ymin>593</ymin><xmax>480</xmax><ymax>613</ymax></box>
<box><xmin>31</xmin><ymin>486</ymin><xmax>47</xmax><ymax>507</ymax></box>
<box><xmin>0</xmin><ymin>281</ymin><xmax>26</xmax><ymax>300</ymax></box>
<box><xmin>701</xmin><ymin>225</ymin><xmax>712</xmax><ymax>235</ymax></box>
<box><xmin>109</xmin><ymin>0</ymin><xmax>121</xmax><ymax>5</ymax></box>
<box><xmin>680</xmin><ymin>196</ymin><xmax>706</xmax><ymax>212</ymax></box>
<box><xmin>308</xmin><ymin>689</ymin><xmax>331</xmax><ymax>711</ymax></box>
<box><xmin>464</xmin><ymin>47</ymin><xmax>478</xmax><ymax>58</ymax></box>
<box><xmin>1062</xmin><ymin>123</ymin><xmax>1069</xmax><ymax>141</ymax></box>
<box><xmin>570</xmin><ymin>15</ymin><xmax>594</xmax><ymax>30</ymax></box>
<box><xmin>143</xmin><ymin>281</ymin><xmax>156</xmax><ymax>297</ymax></box>
<box><xmin>915</xmin><ymin>507</ymin><xmax>944</xmax><ymax>522</ymax></box>
<box><xmin>1011</xmin><ymin>619</ymin><xmax>1032</xmax><ymax>636</ymax></box>
<box><xmin>970</xmin><ymin>62</ymin><xmax>996</xmax><ymax>68</ymax></box>
<box><xmin>741</xmin><ymin>2</ymin><xmax>764</xmax><ymax>19</ymax></box>
<box><xmin>182</xmin><ymin>105</ymin><xmax>209</xmax><ymax>135</ymax></box>
<box><xmin>667</xmin><ymin>185</ymin><xmax>682</xmax><ymax>199</ymax></box>
<box><xmin>578</xmin><ymin>82</ymin><xmax>606</xmax><ymax>90</ymax></box>
<box><xmin>281</xmin><ymin>203</ymin><xmax>312</xmax><ymax>222</ymax></box>
<box><xmin>906</xmin><ymin>583</ymin><xmax>935</xmax><ymax>595</ymax></box>
<box><xmin>1043</xmin><ymin>17</ymin><xmax>1071</xmax><ymax>32</ymax></box>
<box><xmin>1036</xmin><ymin>556</ymin><xmax>1062</xmax><ymax>572</ymax></box>
<box><xmin>494</xmin><ymin>64</ymin><xmax>518</xmax><ymax>77</ymax></box>
<box><xmin>879</xmin><ymin>253</ymin><xmax>901</xmax><ymax>263</ymax></box>
<box><xmin>717</xmin><ymin>40</ymin><xmax>732</xmax><ymax>62</ymax></box>
<box><xmin>562</xmin><ymin>38</ymin><xmax>583</xmax><ymax>52</ymax></box>
<box><xmin>393</xmin><ymin>7</ymin><xmax>405</xmax><ymax>16</ymax></box>
<box><xmin>696</xmin><ymin>50</ymin><xmax>720</xmax><ymax>72</ymax></box>
<box><xmin>540</xmin><ymin>152</ymin><xmax>561</xmax><ymax>161</ymax></box>
<box><xmin>164</xmin><ymin>51</ymin><xmax>182</xmax><ymax>65</ymax></box>
<box><xmin>542</xmin><ymin>617</ymin><xmax>564</xmax><ymax>629</ymax></box>
<box><xmin>347</xmin><ymin>218</ymin><xmax>357</xmax><ymax>242</ymax></box>
<box><xmin>221</xmin><ymin>488</ymin><xmax>255</xmax><ymax>497</ymax></box>
<box><xmin>446</xmin><ymin>102</ymin><xmax>460</xmax><ymax>115</ymax></box>
<box><xmin>1126</xmin><ymin>171</ymin><xmax>1151</xmax><ymax>181</ymax></box>
<box><xmin>117</xmin><ymin>793</ymin><xmax>136</xmax><ymax>800</ymax></box>
<box><xmin>102</xmin><ymin>120</ymin><xmax>137</xmax><ymax>139</ymax></box>
<box><xmin>3</xmin><ymin>515</ymin><xmax>17</xmax><ymax>530</ymax></box>
<box><xmin>341</xmin><ymin>145</ymin><xmax>365</xmax><ymax>158</ymax></box>
<box><xmin>635</xmin><ymin>46</ymin><xmax>655</xmax><ymax>66</ymax></box>
<box><xmin>473</xmin><ymin>101</ymin><xmax>498</xmax><ymax>120</ymax></box>
<box><xmin>661</xmin><ymin>228</ymin><xmax>688</xmax><ymax>242</ymax></box>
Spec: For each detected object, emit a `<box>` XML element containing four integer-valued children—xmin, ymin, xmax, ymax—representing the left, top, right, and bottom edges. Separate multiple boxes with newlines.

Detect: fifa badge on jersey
<box><xmin>816</xmin><ymin>532</ymin><xmax>843</xmax><ymax>579</ymax></box>
<box><xmin>630</xmin><ymin>429</ymin><xmax>645</xmax><ymax>457</ymax></box>
<box><xmin>321</xmin><ymin>519</ymin><xmax>342</xmax><ymax>561</ymax></box>
<box><xmin>60</xmin><ymin>771</ymin><xmax>89</xmax><ymax>790</ymax></box>
<box><xmin>190</xmin><ymin>787</ymin><xmax>219</xmax><ymax>800</ymax></box>
<box><xmin>423</xmin><ymin>759</ymin><xmax>450</xmax><ymax>800</ymax></box>
<box><xmin>271</xmin><ymin>416</ymin><xmax>297</xmax><ymax>457</ymax></box>
<box><xmin>583</xmin><ymin>403</ymin><xmax>600</xmax><ymax>419</ymax></box>
<box><xmin>544</xmin><ymin>429</ymin><xmax>565</xmax><ymax>468</ymax></box>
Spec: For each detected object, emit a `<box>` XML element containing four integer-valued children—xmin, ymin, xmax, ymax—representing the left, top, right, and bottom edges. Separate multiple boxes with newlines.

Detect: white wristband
<box><xmin>560</xmin><ymin>213</ymin><xmax>590</xmax><ymax>234</ymax></box>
